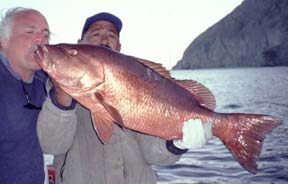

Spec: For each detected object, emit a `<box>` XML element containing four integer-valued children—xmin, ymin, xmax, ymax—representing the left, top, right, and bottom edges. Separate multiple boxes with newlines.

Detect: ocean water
<box><xmin>45</xmin><ymin>67</ymin><xmax>288</xmax><ymax>184</ymax></box>
<box><xmin>154</xmin><ymin>66</ymin><xmax>288</xmax><ymax>184</ymax></box>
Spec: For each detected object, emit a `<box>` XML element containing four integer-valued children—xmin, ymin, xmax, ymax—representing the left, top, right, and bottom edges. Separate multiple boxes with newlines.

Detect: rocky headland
<box><xmin>173</xmin><ymin>0</ymin><xmax>288</xmax><ymax>69</ymax></box>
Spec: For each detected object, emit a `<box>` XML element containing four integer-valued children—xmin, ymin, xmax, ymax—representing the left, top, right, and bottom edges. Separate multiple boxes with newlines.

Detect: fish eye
<box><xmin>67</xmin><ymin>49</ymin><xmax>78</xmax><ymax>56</ymax></box>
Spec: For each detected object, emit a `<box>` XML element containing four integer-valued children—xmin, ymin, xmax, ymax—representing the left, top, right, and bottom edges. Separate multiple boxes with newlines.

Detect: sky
<box><xmin>0</xmin><ymin>0</ymin><xmax>243</xmax><ymax>69</ymax></box>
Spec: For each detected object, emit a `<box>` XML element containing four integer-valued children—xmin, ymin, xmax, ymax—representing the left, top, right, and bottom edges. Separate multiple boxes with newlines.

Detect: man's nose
<box><xmin>100</xmin><ymin>34</ymin><xmax>109</xmax><ymax>44</ymax></box>
<box><xmin>34</xmin><ymin>32</ymin><xmax>49</xmax><ymax>45</ymax></box>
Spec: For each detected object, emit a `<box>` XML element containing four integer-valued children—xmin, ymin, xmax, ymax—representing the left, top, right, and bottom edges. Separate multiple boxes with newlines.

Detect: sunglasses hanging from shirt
<box><xmin>21</xmin><ymin>80</ymin><xmax>42</xmax><ymax>110</ymax></box>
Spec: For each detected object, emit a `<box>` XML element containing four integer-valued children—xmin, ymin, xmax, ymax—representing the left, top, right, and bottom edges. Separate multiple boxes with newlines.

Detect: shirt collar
<box><xmin>0</xmin><ymin>50</ymin><xmax>34</xmax><ymax>82</ymax></box>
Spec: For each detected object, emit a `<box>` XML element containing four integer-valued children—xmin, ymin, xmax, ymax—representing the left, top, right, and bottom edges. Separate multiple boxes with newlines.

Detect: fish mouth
<box><xmin>33</xmin><ymin>45</ymin><xmax>44</xmax><ymax>63</ymax></box>
<box><xmin>33</xmin><ymin>45</ymin><xmax>54</xmax><ymax>73</ymax></box>
<box><xmin>33</xmin><ymin>45</ymin><xmax>51</xmax><ymax>68</ymax></box>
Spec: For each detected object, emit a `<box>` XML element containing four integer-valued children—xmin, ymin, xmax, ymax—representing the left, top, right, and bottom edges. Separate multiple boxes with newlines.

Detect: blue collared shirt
<box><xmin>0</xmin><ymin>50</ymin><xmax>47</xmax><ymax>184</ymax></box>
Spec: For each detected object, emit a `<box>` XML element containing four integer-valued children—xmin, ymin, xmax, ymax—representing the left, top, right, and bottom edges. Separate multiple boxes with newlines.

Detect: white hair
<box><xmin>0</xmin><ymin>7</ymin><xmax>38</xmax><ymax>48</ymax></box>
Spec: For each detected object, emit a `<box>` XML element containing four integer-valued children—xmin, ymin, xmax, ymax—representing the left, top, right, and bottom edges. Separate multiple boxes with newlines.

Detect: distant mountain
<box><xmin>173</xmin><ymin>0</ymin><xmax>288</xmax><ymax>69</ymax></box>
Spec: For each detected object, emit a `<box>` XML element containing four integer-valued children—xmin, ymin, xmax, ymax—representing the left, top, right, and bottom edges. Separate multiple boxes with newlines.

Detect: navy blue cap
<box><xmin>81</xmin><ymin>12</ymin><xmax>122</xmax><ymax>38</ymax></box>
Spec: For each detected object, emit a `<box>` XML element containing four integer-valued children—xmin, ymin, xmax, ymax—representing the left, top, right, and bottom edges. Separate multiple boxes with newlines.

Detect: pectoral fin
<box><xmin>91</xmin><ymin>110</ymin><xmax>114</xmax><ymax>143</ymax></box>
<box><xmin>94</xmin><ymin>92</ymin><xmax>123</xmax><ymax>127</ymax></box>
<box><xmin>90</xmin><ymin>92</ymin><xmax>124</xmax><ymax>143</ymax></box>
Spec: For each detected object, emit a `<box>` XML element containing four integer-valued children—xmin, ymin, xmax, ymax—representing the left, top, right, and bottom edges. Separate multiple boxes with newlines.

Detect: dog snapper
<box><xmin>35</xmin><ymin>44</ymin><xmax>281</xmax><ymax>174</ymax></box>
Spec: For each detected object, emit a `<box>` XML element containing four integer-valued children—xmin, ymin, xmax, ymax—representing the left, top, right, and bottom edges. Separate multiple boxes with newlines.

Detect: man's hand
<box><xmin>51</xmin><ymin>79</ymin><xmax>73</xmax><ymax>107</ymax></box>
<box><xmin>173</xmin><ymin>119</ymin><xmax>213</xmax><ymax>149</ymax></box>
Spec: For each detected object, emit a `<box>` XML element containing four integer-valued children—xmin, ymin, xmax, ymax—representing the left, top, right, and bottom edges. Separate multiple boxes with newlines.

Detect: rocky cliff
<box><xmin>173</xmin><ymin>0</ymin><xmax>288</xmax><ymax>69</ymax></box>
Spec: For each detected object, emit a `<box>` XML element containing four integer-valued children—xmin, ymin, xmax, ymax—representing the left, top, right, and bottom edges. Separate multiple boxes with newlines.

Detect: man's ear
<box><xmin>77</xmin><ymin>39</ymin><xmax>82</xmax><ymax>44</ymax></box>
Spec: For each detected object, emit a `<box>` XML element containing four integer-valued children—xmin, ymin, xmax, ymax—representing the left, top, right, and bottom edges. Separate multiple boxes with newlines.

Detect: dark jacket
<box><xmin>0</xmin><ymin>52</ymin><xmax>47</xmax><ymax>184</ymax></box>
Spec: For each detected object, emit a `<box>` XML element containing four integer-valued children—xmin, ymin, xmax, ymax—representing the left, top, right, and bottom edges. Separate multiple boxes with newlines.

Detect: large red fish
<box><xmin>34</xmin><ymin>43</ymin><xmax>281</xmax><ymax>174</ymax></box>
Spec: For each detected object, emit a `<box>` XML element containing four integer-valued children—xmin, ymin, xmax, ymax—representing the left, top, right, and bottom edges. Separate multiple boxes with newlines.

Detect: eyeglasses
<box><xmin>21</xmin><ymin>80</ymin><xmax>43</xmax><ymax>110</ymax></box>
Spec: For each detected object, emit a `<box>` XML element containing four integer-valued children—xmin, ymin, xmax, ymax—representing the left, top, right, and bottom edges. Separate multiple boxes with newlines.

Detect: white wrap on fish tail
<box><xmin>173</xmin><ymin>119</ymin><xmax>212</xmax><ymax>149</ymax></box>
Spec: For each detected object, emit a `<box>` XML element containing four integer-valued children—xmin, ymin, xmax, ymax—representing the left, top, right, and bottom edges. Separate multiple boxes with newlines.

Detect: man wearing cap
<box><xmin>38</xmin><ymin>12</ymin><xmax>212</xmax><ymax>184</ymax></box>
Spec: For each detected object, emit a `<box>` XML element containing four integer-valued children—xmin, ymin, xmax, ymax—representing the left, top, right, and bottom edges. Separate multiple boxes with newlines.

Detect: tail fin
<box><xmin>217</xmin><ymin>114</ymin><xmax>281</xmax><ymax>174</ymax></box>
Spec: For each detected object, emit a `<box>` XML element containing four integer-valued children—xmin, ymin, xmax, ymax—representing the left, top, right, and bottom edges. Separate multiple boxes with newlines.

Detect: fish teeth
<box><xmin>35</xmin><ymin>49</ymin><xmax>40</xmax><ymax>56</ymax></box>
<box><xmin>32</xmin><ymin>44</ymin><xmax>38</xmax><ymax>51</ymax></box>
<box><xmin>44</xmin><ymin>46</ymin><xmax>48</xmax><ymax>52</ymax></box>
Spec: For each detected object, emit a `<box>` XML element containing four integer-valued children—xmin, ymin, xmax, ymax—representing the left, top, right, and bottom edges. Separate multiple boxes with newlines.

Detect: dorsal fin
<box><xmin>133</xmin><ymin>56</ymin><xmax>216</xmax><ymax>110</ymax></box>
<box><xmin>176</xmin><ymin>80</ymin><xmax>216</xmax><ymax>110</ymax></box>
<box><xmin>132</xmin><ymin>56</ymin><xmax>173</xmax><ymax>80</ymax></box>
